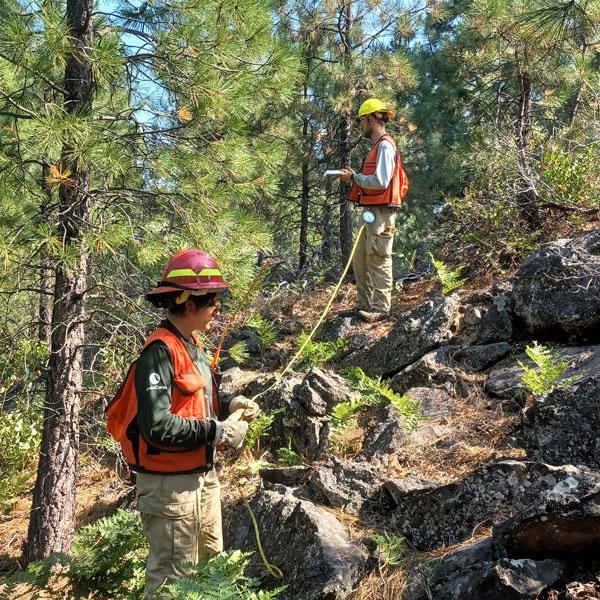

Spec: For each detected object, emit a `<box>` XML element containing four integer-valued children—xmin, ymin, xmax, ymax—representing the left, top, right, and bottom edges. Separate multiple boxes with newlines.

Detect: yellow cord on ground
<box><xmin>241</xmin><ymin>225</ymin><xmax>366</xmax><ymax>579</ymax></box>
<box><xmin>251</xmin><ymin>225</ymin><xmax>366</xmax><ymax>402</ymax></box>
<box><xmin>244</xmin><ymin>501</ymin><xmax>285</xmax><ymax>579</ymax></box>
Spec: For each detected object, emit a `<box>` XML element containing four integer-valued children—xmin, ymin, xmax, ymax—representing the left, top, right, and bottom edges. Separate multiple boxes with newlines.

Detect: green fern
<box><xmin>69</xmin><ymin>509</ymin><xmax>147</xmax><ymax>596</ymax></box>
<box><xmin>246</xmin><ymin>409</ymin><xmax>283</xmax><ymax>449</ymax></box>
<box><xmin>372</xmin><ymin>532</ymin><xmax>407</xmax><ymax>568</ymax></box>
<box><xmin>164</xmin><ymin>550</ymin><xmax>285</xmax><ymax>599</ymax></box>
<box><xmin>519</xmin><ymin>342</ymin><xmax>581</xmax><ymax>395</ymax></box>
<box><xmin>297</xmin><ymin>332</ymin><xmax>346</xmax><ymax>369</ymax></box>
<box><xmin>0</xmin><ymin>510</ymin><xmax>146</xmax><ymax>598</ymax></box>
<box><xmin>0</xmin><ymin>553</ymin><xmax>70</xmax><ymax>590</ymax></box>
<box><xmin>227</xmin><ymin>340</ymin><xmax>250</xmax><ymax>365</ymax></box>
<box><xmin>343</xmin><ymin>367</ymin><xmax>424</xmax><ymax>430</ymax></box>
<box><xmin>276</xmin><ymin>439</ymin><xmax>302</xmax><ymax>467</ymax></box>
<box><xmin>429</xmin><ymin>254</ymin><xmax>468</xmax><ymax>295</ymax></box>
<box><xmin>246</xmin><ymin>315</ymin><xmax>278</xmax><ymax>347</ymax></box>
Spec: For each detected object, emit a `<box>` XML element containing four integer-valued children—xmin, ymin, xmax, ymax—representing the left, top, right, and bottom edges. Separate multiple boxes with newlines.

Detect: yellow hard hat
<box><xmin>357</xmin><ymin>98</ymin><xmax>394</xmax><ymax>120</ymax></box>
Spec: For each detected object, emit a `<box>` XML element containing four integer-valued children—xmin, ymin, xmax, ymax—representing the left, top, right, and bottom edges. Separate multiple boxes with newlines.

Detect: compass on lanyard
<box><xmin>361</xmin><ymin>210</ymin><xmax>375</xmax><ymax>224</ymax></box>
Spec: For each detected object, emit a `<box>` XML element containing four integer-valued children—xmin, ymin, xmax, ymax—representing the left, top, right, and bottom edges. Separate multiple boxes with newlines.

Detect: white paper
<box><xmin>323</xmin><ymin>169</ymin><xmax>344</xmax><ymax>177</ymax></box>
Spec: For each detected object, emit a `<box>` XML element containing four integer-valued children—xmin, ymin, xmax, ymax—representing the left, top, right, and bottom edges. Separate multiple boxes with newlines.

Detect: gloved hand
<box><xmin>219</xmin><ymin>419</ymin><xmax>248</xmax><ymax>450</ymax></box>
<box><xmin>229</xmin><ymin>396</ymin><xmax>260</xmax><ymax>422</ymax></box>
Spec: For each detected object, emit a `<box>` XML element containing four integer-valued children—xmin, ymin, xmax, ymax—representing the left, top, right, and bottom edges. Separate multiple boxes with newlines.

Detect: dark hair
<box><xmin>373</xmin><ymin>112</ymin><xmax>389</xmax><ymax>125</ymax></box>
<box><xmin>146</xmin><ymin>291</ymin><xmax>219</xmax><ymax>313</ymax></box>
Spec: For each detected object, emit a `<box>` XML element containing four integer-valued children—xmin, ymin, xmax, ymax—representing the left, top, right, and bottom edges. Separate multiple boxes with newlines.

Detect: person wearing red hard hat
<box><xmin>106</xmin><ymin>249</ymin><xmax>258</xmax><ymax>598</ymax></box>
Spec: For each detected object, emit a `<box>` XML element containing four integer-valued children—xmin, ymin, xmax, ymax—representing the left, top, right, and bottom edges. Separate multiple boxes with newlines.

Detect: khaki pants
<box><xmin>136</xmin><ymin>470</ymin><xmax>223</xmax><ymax>598</ymax></box>
<box><xmin>353</xmin><ymin>205</ymin><xmax>397</xmax><ymax>313</ymax></box>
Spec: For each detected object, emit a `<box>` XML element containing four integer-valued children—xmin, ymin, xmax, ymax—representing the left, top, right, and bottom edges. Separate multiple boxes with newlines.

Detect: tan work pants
<box><xmin>352</xmin><ymin>205</ymin><xmax>397</xmax><ymax>313</ymax></box>
<box><xmin>136</xmin><ymin>469</ymin><xmax>223</xmax><ymax>598</ymax></box>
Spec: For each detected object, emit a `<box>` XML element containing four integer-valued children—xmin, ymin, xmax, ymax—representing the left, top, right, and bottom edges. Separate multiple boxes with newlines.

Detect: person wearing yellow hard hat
<box><xmin>336</xmin><ymin>98</ymin><xmax>409</xmax><ymax>323</ymax></box>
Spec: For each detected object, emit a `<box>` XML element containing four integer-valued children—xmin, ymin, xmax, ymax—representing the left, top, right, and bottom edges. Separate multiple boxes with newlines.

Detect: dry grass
<box><xmin>387</xmin><ymin>390</ymin><xmax>523</xmax><ymax>484</ymax></box>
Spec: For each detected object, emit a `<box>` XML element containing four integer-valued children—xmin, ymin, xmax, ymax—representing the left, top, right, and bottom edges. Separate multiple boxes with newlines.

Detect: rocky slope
<box><xmin>222</xmin><ymin>229</ymin><xmax>600</xmax><ymax>599</ymax></box>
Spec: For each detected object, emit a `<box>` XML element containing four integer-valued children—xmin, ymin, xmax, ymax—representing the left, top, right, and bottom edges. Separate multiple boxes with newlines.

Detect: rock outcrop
<box><xmin>303</xmin><ymin>455</ymin><xmax>382</xmax><ymax>516</ymax></box>
<box><xmin>386</xmin><ymin>461</ymin><xmax>600</xmax><ymax>550</ymax></box>
<box><xmin>224</xmin><ymin>485</ymin><xmax>369</xmax><ymax>600</ymax></box>
<box><xmin>520</xmin><ymin>345</ymin><xmax>600</xmax><ymax>468</ymax></box>
<box><xmin>341</xmin><ymin>295</ymin><xmax>459</xmax><ymax>376</ymax></box>
<box><xmin>494</xmin><ymin>470</ymin><xmax>600</xmax><ymax>557</ymax></box>
<box><xmin>512</xmin><ymin>229</ymin><xmax>600</xmax><ymax>341</ymax></box>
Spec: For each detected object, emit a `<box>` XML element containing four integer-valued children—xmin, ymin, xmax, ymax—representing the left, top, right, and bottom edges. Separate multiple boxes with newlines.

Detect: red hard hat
<box><xmin>146</xmin><ymin>249</ymin><xmax>229</xmax><ymax>297</ymax></box>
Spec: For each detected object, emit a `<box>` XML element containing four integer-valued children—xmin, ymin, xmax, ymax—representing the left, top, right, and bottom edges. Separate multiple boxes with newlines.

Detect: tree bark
<box><xmin>39</xmin><ymin>163</ymin><xmax>54</xmax><ymax>347</ymax></box>
<box><xmin>338</xmin><ymin>1</ymin><xmax>354</xmax><ymax>267</ymax></box>
<box><xmin>298</xmin><ymin>65</ymin><xmax>311</xmax><ymax>272</ymax></box>
<box><xmin>26</xmin><ymin>0</ymin><xmax>94</xmax><ymax>562</ymax></box>
<box><xmin>515</xmin><ymin>70</ymin><xmax>540</xmax><ymax>230</ymax></box>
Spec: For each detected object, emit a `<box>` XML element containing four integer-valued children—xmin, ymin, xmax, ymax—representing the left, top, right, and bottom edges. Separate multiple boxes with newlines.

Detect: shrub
<box><xmin>0</xmin><ymin>399</ymin><xmax>42</xmax><ymax>506</ymax></box>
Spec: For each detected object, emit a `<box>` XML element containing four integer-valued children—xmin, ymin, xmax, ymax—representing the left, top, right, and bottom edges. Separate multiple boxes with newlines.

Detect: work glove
<box><xmin>217</xmin><ymin>419</ymin><xmax>249</xmax><ymax>450</ymax></box>
<box><xmin>229</xmin><ymin>396</ymin><xmax>260</xmax><ymax>422</ymax></box>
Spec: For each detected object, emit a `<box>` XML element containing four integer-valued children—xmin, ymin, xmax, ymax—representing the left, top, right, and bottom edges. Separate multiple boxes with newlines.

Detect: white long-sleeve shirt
<box><xmin>352</xmin><ymin>139</ymin><xmax>396</xmax><ymax>190</ymax></box>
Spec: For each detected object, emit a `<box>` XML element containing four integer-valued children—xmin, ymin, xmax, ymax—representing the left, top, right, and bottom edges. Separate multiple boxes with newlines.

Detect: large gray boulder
<box><xmin>404</xmin><ymin>539</ymin><xmax>563</xmax><ymax>600</ymax></box>
<box><xmin>303</xmin><ymin>455</ymin><xmax>382</xmax><ymax>516</ymax></box>
<box><xmin>512</xmin><ymin>229</ymin><xmax>600</xmax><ymax>341</ymax></box>
<box><xmin>356</xmin><ymin>404</ymin><xmax>408</xmax><ymax>461</ymax></box>
<box><xmin>296</xmin><ymin>368</ymin><xmax>359</xmax><ymax>416</ymax></box>
<box><xmin>223</xmin><ymin>485</ymin><xmax>369</xmax><ymax>600</ymax></box>
<box><xmin>386</xmin><ymin>461</ymin><xmax>598</xmax><ymax>550</ymax></box>
<box><xmin>495</xmin><ymin>471</ymin><xmax>600</xmax><ymax>558</ymax></box>
<box><xmin>432</xmin><ymin>558</ymin><xmax>564</xmax><ymax>600</ymax></box>
<box><xmin>340</xmin><ymin>295</ymin><xmax>459</xmax><ymax>377</ymax></box>
<box><xmin>258</xmin><ymin>375</ymin><xmax>330</xmax><ymax>461</ymax></box>
<box><xmin>521</xmin><ymin>345</ymin><xmax>600</xmax><ymax>468</ymax></box>
<box><xmin>476</xmin><ymin>294</ymin><xmax>514</xmax><ymax>344</ymax></box>
<box><xmin>390</xmin><ymin>348</ymin><xmax>469</xmax><ymax>397</ymax></box>
<box><xmin>453</xmin><ymin>342</ymin><xmax>512</xmax><ymax>371</ymax></box>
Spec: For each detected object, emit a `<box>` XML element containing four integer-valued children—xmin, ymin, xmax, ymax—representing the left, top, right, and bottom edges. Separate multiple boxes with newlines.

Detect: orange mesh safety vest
<box><xmin>348</xmin><ymin>134</ymin><xmax>409</xmax><ymax>206</ymax></box>
<box><xmin>105</xmin><ymin>327</ymin><xmax>220</xmax><ymax>474</ymax></box>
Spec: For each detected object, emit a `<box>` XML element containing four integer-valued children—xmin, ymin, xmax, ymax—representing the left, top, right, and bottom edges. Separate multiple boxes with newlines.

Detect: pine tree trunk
<box><xmin>26</xmin><ymin>0</ymin><xmax>94</xmax><ymax>563</ymax></box>
<box><xmin>338</xmin><ymin>2</ymin><xmax>353</xmax><ymax>267</ymax></box>
<box><xmin>298</xmin><ymin>86</ymin><xmax>310</xmax><ymax>272</ymax></box>
<box><xmin>39</xmin><ymin>169</ymin><xmax>54</xmax><ymax>347</ymax></box>
<box><xmin>515</xmin><ymin>70</ymin><xmax>540</xmax><ymax>230</ymax></box>
<box><xmin>338</xmin><ymin>113</ymin><xmax>353</xmax><ymax>266</ymax></box>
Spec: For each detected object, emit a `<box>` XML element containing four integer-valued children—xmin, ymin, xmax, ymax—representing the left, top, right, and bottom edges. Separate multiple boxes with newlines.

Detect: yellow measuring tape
<box><xmin>244</xmin><ymin>501</ymin><xmax>285</xmax><ymax>579</ymax></box>
<box><xmin>243</xmin><ymin>225</ymin><xmax>366</xmax><ymax>580</ymax></box>
<box><xmin>251</xmin><ymin>224</ymin><xmax>366</xmax><ymax>402</ymax></box>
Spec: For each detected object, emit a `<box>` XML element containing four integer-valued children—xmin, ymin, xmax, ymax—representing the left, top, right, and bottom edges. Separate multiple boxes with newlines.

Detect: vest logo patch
<box><xmin>149</xmin><ymin>373</ymin><xmax>161</xmax><ymax>385</ymax></box>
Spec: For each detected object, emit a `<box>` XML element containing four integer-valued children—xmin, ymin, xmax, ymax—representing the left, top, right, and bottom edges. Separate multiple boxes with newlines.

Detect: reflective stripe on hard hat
<box><xmin>166</xmin><ymin>268</ymin><xmax>223</xmax><ymax>278</ymax></box>
<box><xmin>357</xmin><ymin>98</ymin><xmax>394</xmax><ymax>119</ymax></box>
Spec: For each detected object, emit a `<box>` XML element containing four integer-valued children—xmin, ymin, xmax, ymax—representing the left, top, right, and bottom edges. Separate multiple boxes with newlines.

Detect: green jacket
<box><xmin>134</xmin><ymin>320</ymin><xmax>231</xmax><ymax>450</ymax></box>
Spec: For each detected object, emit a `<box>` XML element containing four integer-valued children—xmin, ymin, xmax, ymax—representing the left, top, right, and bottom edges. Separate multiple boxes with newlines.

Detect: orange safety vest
<box><xmin>105</xmin><ymin>327</ymin><xmax>220</xmax><ymax>474</ymax></box>
<box><xmin>348</xmin><ymin>134</ymin><xmax>409</xmax><ymax>206</ymax></box>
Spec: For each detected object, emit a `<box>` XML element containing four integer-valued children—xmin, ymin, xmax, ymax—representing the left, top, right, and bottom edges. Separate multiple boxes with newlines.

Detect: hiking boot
<box><xmin>358</xmin><ymin>309</ymin><xmax>389</xmax><ymax>323</ymax></box>
<box><xmin>338</xmin><ymin>308</ymin><xmax>358</xmax><ymax>317</ymax></box>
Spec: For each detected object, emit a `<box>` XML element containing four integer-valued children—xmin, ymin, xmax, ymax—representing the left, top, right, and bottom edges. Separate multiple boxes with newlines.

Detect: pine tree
<box><xmin>0</xmin><ymin>0</ymin><xmax>297</xmax><ymax>562</ymax></box>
